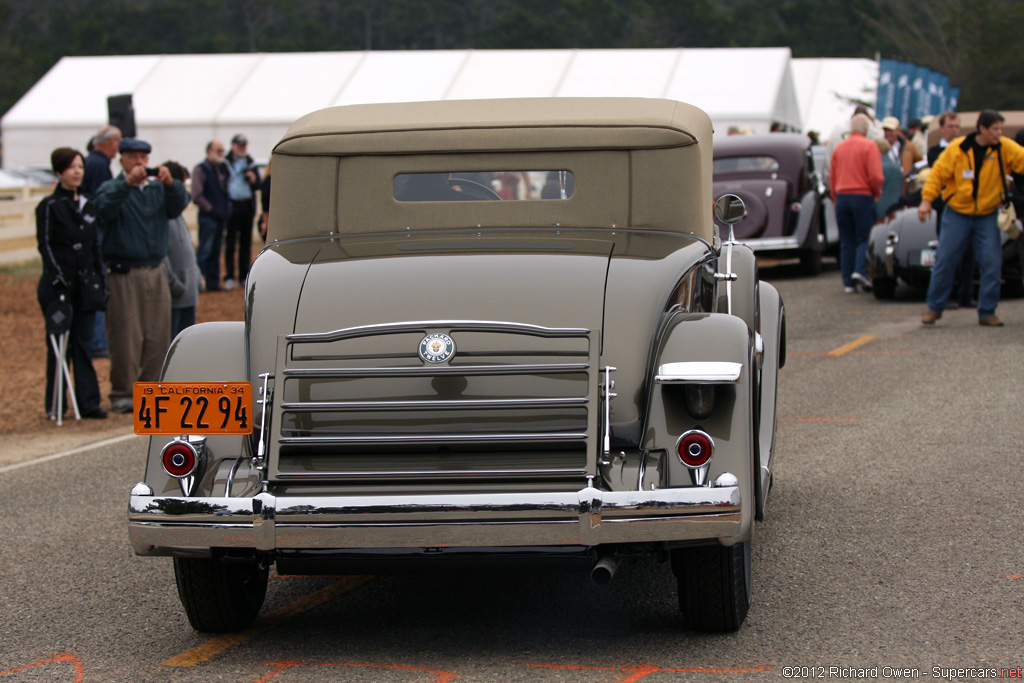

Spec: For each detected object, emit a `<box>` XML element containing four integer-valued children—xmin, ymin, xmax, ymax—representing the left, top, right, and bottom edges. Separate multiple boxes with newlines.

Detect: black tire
<box><xmin>672</xmin><ymin>540</ymin><xmax>752</xmax><ymax>632</ymax></box>
<box><xmin>872</xmin><ymin>276</ymin><xmax>897</xmax><ymax>299</ymax></box>
<box><xmin>798</xmin><ymin>228</ymin><xmax>824</xmax><ymax>276</ymax></box>
<box><xmin>173</xmin><ymin>551</ymin><xmax>269</xmax><ymax>633</ymax></box>
<box><xmin>798</xmin><ymin>244</ymin><xmax>822</xmax><ymax>276</ymax></box>
<box><xmin>1002</xmin><ymin>276</ymin><xmax>1024</xmax><ymax>299</ymax></box>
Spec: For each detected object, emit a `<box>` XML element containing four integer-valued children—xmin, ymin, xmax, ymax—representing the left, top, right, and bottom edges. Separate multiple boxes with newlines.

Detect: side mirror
<box><xmin>715</xmin><ymin>194</ymin><xmax>746</xmax><ymax>224</ymax></box>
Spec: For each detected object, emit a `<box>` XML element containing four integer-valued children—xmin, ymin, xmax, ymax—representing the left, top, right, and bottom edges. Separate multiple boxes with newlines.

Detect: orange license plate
<box><xmin>133</xmin><ymin>382</ymin><xmax>253</xmax><ymax>435</ymax></box>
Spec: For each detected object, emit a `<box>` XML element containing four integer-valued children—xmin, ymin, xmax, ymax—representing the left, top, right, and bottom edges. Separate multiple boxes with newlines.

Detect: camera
<box><xmin>145</xmin><ymin>167</ymin><xmax>160</xmax><ymax>177</ymax></box>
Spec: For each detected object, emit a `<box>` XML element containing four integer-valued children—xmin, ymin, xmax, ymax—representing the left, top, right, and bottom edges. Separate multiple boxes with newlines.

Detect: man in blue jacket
<box><xmin>94</xmin><ymin>138</ymin><xmax>190</xmax><ymax>413</ymax></box>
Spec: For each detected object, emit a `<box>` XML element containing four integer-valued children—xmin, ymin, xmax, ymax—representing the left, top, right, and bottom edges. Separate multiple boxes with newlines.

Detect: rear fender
<box><xmin>646</xmin><ymin>313</ymin><xmax>755</xmax><ymax>544</ymax></box>
<box><xmin>791</xmin><ymin>189</ymin><xmax>821</xmax><ymax>248</ymax></box>
<box><xmin>142</xmin><ymin>322</ymin><xmax>260</xmax><ymax>498</ymax></box>
<box><xmin>755</xmin><ymin>282</ymin><xmax>784</xmax><ymax>518</ymax></box>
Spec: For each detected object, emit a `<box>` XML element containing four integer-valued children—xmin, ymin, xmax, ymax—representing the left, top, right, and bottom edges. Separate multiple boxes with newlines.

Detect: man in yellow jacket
<box><xmin>919</xmin><ymin>110</ymin><xmax>1024</xmax><ymax>326</ymax></box>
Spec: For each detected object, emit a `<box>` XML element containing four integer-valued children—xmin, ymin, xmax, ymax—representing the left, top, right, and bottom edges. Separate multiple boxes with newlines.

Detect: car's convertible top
<box><xmin>269</xmin><ymin>97</ymin><xmax>714</xmax><ymax>242</ymax></box>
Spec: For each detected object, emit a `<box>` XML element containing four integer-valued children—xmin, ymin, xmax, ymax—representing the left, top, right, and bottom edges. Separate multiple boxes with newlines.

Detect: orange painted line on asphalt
<box><xmin>789</xmin><ymin>347</ymin><xmax>901</xmax><ymax>357</ymax></box>
<box><xmin>162</xmin><ymin>576</ymin><xmax>372</xmax><ymax>668</ymax></box>
<box><xmin>827</xmin><ymin>335</ymin><xmax>875</xmax><ymax>356</ymax></box>
<box><xmin>782</xmin><ymin>418</ymin><xmax>859</xmax><ymax>422</ymax></box>
<box><xmin>527</xmin><ymin>663</ymin><xmax>771</xmax><ymax>680</ymax></box>
<box><xmin>0</xmin><ymin>654</ymin><xmax>85</xmax><ymax>682</ymax></box>
<box><xmin>253</xmin><ymin>661</ymin><xmax>458</xmax><ymax>683</ymax></box>
<box><xmin>999</xmin><ymin>574</ymin><xmax>1024</xmax><ymax>579</ymax></box>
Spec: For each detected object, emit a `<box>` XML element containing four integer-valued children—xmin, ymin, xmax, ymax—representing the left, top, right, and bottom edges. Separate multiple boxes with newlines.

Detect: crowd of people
<box><xmin>34</xmin><ymin>126</ymin><xmax>269</xmax><ymax>419</ymax></box>
<box><xmin>824</xmin><ymin>106</ymin><xmax>1024</xmax><ymax>327</ymax></box>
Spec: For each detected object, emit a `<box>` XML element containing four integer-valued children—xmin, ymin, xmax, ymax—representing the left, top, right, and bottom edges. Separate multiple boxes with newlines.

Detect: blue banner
<box><xmin>875</xmin><ymin>58</ymin><xmax>957</xmax><ymax>125</ymax></box>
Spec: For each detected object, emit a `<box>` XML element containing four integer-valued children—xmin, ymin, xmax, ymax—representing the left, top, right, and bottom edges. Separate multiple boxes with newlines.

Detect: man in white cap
<box><xmin>881</xmin><ymin>116</ymin><xmax>903</xmax><ymax>166</ymax></box>
<box><xmin>94</xmin><ymin>138</ymin><xmax>191</xmax><ymax>413</ymax></box>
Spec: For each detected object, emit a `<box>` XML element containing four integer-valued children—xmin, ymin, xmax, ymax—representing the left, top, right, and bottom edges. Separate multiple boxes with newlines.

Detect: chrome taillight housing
<box><xmin>161</xmin><ymin>440</ymin><xmax>199</xmax><ymax>479</ymax></box>
<box><xmin>676</xmin><ymin>429</ymin><xmax>714</xmax><ymax>469</ymax></box>
<box><xmin>676</xmin><ymin>429</ymin><xmax>715</xmax><ymax>486</ymax></box>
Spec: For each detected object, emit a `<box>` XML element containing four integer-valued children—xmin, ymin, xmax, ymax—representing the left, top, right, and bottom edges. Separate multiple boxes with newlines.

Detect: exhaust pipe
<box><xmin>590</xmin><ymin>556</ymin><xmax>618</xmax><ymax>586</ymax></box>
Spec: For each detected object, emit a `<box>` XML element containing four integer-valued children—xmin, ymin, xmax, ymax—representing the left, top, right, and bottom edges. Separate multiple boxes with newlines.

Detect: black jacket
<box><xmin>35</xmin><ymin>185</ymin><xmax>105</xmax><ymax>290</ymax></box>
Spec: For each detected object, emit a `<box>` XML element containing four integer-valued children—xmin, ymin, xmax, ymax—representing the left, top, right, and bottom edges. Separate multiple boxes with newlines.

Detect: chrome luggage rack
<box><xmin>255</xmin><ymin>320</ymin><xmax>614</xmax><ymax>484</ymax></box>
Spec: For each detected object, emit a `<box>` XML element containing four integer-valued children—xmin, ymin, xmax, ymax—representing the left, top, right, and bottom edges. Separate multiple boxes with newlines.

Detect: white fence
<box><xmin>0</xmin><ymin>187</ymin><xmax>198</xmax><ymax>265</ymax></box>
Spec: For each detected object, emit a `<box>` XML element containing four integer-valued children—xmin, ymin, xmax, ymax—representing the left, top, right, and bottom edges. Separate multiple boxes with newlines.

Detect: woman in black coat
<box><xmin>36</xmin><ymin>147</ymin><xmax>108</xmax><ymax>419</ymax></box>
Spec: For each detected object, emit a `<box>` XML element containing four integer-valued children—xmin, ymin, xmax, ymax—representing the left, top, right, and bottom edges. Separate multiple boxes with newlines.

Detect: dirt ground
<box><xmin>0</xmin><ymin>261</ymin><xmax>245</xmax><ymax>466</ymax></box>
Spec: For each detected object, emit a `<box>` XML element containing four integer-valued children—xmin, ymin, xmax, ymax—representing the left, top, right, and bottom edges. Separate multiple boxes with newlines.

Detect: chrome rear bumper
<box><xmin>128</xmin><ymin>481</ymin><xmax>742</xmax><ymax>556</ymax></box>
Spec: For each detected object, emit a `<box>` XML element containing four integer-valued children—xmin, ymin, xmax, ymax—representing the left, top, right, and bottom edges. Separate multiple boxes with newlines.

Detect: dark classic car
<box><xmin>866</xmin><ymin>206</ymin><xmax>1024</xmax><ymax>299</ymax></box>
<box><xmin>713</xmin><ymin>133</ymin><xmax>832</xmax><ymax>274</ymax></box>
<box><xmin>128</xmin><ymin>98</ymin><xmax>786</xmax><ymax>634</ymax></box>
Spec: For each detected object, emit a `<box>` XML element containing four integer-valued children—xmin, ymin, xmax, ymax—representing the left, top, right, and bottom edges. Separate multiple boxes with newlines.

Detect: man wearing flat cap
<box><xmin>94</xmin><ymin>138</ymin><xmax>191</xmax><ymax>413</ymax></box>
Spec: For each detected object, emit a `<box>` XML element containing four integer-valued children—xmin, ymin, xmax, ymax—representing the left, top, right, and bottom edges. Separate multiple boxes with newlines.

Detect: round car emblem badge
<box><xmin>418</xmin><ymin>333</ymin><xmax>455</xmax><ymax>364</ymax></box>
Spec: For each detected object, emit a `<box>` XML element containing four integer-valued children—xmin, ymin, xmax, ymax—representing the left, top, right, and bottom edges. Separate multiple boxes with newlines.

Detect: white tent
<box><xmin>792</xmin><ymin>58</ymin><xmax>879</xmax><ymax>139</ymax></box>
<box><xmin>2</xmin><ymin>48</ymin><xmax>804</xmax><ymax>170</ymax></box>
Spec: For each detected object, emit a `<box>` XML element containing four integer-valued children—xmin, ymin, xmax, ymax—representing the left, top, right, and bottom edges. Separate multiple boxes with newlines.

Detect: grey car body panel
<box><xmin>129</xmin><ymin>97</ymin><xmax>782</xmax><ymax>566</ymax></box>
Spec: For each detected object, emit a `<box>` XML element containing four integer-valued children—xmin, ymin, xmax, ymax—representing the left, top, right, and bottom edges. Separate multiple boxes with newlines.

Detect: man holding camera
<box><xmin>223</xmin><ymin>134</ymin><xmax>260</xmax><ymax>291</ymax></box>
<box><xmin>94</xmin><ymin>138</ymin><xmax>190</xmax><ymax>413</ymax></box>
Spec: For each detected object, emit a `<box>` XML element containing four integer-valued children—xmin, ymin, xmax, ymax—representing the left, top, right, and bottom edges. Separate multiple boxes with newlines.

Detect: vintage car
<box><xmin>867</xmin><ymin>206</ymin><xmax>1024</xmax><ymax>299</ymax></box>
<box><xmin>127</xmin><ymin>98</ymin><xmax>786</xmax><ymax>634</ymax></box>
<box><xmin>713</xmin><ymin>133</ymin><xmax>832</xmax><ymax>274</ymax></box>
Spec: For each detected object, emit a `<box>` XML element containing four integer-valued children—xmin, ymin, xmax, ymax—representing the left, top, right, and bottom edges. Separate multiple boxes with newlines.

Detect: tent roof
<box><xmin>3</xmin><ymin>48</ymin><xmax>802</xmax><ymax>131</ymax></box>
<box><xmin>792</xmin><ymin>58</ymin><xmax>879</xmax><ymax>137</ymax></box>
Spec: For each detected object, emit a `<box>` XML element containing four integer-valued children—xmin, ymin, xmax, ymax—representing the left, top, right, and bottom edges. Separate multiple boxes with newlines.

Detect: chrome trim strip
<box><xmin>288</xmin><ymin>320</ymin><xmax>590</xmax><ymax>343</ymax></box>
<box><xmin>602</xmin><ymin>366</ymin><xmax>617</xmax><ymax>455</ymax></box>
<box><xmin>655</xmin><ymin>361</ymin><xmax>743</xmax><ymax>384</ymax></box>
<box><xmin>128</xmin><ymin>481</ymin><xmax>742</xmax><ymax>552</ymax></box>
<box><xmin>224</xmin><ymin>456</ymin><xmax>245</xmax><ymax>497</ymax></box>
<box><xmin>279</xmin><ymin>397</ymin><xmax>588</xmax><ymax>411</ymax></box>
<box><xmin>255</xmin><ymin>372</ymin><xmax>272</xmax><ymax>468</ymax></box>
<box><xmin>280</xmin><ymin>363</ymin><xmax>589</xmax><ymax>378</ymax></box>
<box><xmin>742</xmin><ymin>237</ymin><xmax>801</xmax><ymax>251</ymax></box>
<box><xmin>275</xmin><ymin>467</ymin><xmax>586</xmax><ymax>479</ymax></box>
<box><xmin>724</xmin><ymin>227</ymin><xmax>736</xmax><ymax>315</ymax></box>
<box><xmin>636</xmin><ymin>450</ymin><xmax>648</xmax><ymax>491</ymax></box>
<box><xmin>278</xmin><ymin>432</ymin><xmax>588</xmax><ymax>445</ymax></box>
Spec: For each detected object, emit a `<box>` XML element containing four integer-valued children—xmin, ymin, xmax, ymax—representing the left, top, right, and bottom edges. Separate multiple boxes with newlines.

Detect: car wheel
<box><xmin>872</xmin><ymin>276</ymin><xmax>897</xmax><ymax>299</ymax></box>
<box><xmin>672</xmin><ymin>540</ymin><xmax>752</xmax><ymax>632</ymax></box>
<box><xmin>798</xmin><ymin>243</ymin><xmax>823</xmax><ymax>276</ymax></box>
<box><xmin>174</xmin><ymin>551</ymin><xmax>269</xmax><ymax>633</ymax></box>
<box><xmin>1001</xmin><ymin>276</ymin><xmax>1024</xmax><ymax>299</ymax></box>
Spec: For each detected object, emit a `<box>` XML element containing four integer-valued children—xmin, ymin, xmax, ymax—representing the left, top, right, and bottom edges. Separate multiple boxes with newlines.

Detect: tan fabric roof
<box><xmin>274</xmin><ymin>98</ymin><xmax>705</xmax><ymax>156</ymax></box>
<box><xmin>269</xmin><ymin>98</ymin><xmax>714</xmax><ymax>242</ymax></box>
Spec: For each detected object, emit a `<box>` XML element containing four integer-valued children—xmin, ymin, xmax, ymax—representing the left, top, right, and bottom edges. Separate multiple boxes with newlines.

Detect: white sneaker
<box><xmin>223</xmin><ymin>278</ymin><xmax>237</xmax><ymax>291</ymax></box>
<box><xmin>844</xmin><ymin>286</ymin><xmax>857</xmax><ymax>294</ymax></box>
<box><xmin>851</xmin><ymin>272</ymin><xmax>873</xmax><ymax>292</ymax></box>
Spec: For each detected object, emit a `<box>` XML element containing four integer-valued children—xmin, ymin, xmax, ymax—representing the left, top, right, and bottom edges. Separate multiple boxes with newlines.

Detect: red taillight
<box><xmin>677</xmin><ymin>430</ymin><xmax>713</xmax><ymax>468</ymax></box>
<box><xmin>161</xmin><ymin>441</ymin><xmax>197</xmax><ymax>478</ymax></box>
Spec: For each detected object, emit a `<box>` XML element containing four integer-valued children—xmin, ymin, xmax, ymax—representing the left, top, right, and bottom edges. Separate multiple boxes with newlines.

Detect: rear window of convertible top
<box><xmin>394</xmin><ymin>171</ymin><xmax>574</xmax><ymax>202</ymax></box>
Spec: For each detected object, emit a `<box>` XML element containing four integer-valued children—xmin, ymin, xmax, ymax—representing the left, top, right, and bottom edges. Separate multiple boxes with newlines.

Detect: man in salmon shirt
<box><xmin>830</xmin><ymin>113</ymin><xmax>884</xmax><ymax>293</ymax></box>
<box><xmin>919</xmin><ymin>110</ymin><xmax>1024</xmax><ymax>326</ymax></box>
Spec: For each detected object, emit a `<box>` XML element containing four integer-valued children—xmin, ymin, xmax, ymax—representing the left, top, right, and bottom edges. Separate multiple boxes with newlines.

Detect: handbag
<box><xmin>79</xmin><ymin>270</ymin><xmax>108</xmax><ymax>312</ymax></box>
<box><xmin>998</xmin><ymin>202</ymin><xmax>1020</xmax><ymax>238</ymax></box>
<box><xmin>996</xmin><ymin>145</ymin><xmax>1021</xmax><ymax>238</ymax></box>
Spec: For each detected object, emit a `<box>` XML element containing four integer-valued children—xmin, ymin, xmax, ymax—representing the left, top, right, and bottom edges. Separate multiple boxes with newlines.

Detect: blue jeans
<box><xmin>171</xmin><ymin>306</ymin><xmax>195</xmax><ymax>340</ymax></box>
<box><xmin>926</xmin><ymin>208</ymin><xmax>1001</xmax><ymax>318</ymax></box>
<box><xmin>196</xmin><ymin>214</ymin><xmax>227</xmax><ymax>291</ymax></box>
<box><xmin>835</xmin><ymin>194</ymin><xmax>877</xmax><ymax>287</ymax></box>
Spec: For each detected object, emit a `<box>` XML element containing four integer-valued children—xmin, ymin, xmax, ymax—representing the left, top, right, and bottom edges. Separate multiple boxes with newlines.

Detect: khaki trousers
<box><xmin>106</xmin><ymin>265</ymin><xmax>171</xmax><ymax>401</ymax></box>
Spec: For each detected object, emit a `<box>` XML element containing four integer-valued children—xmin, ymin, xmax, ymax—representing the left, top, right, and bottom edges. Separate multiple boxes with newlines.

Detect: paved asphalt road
<box><xmin>2</xmin><ymin>262</ymin><xmax>1022</xmax><ymax>683</ymax></box>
